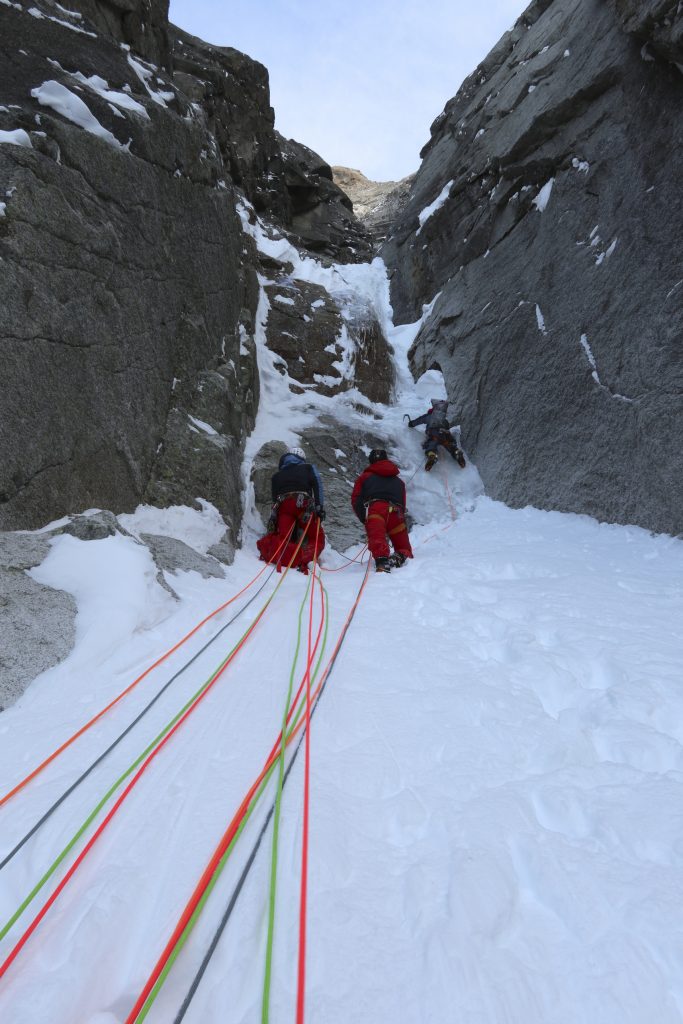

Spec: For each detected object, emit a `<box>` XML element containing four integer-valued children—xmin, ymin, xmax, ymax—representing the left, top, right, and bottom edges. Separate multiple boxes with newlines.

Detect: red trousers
<box><xmin>257</xmin><ymin>496</ymin><xmax>325</xmax><ymax>571</ymax></box>
<box><xmin>364</xmin><ymin>501</ymin><xmax>413</xmax><ymax>560</ymax></box>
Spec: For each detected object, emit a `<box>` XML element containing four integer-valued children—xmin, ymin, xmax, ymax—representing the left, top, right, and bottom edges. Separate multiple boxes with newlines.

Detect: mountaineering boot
<box><xmin>388</xmin><ymin>553</ymin><xmax>407</xmax><ymax>569</ymax></box>
<box><xmin>425</xmin><ymin>451</ymin><xmax>438</xmax><ymax>472</ymax></box>
<box><xmin>375</xmin><ymin>557</ymin><xmax>391</xmax><ymax>573</ymax></box>
<box><xmin>451</xmin><ymin>448</ymin><xmax>466</xmax><ymax>468</ymax></box>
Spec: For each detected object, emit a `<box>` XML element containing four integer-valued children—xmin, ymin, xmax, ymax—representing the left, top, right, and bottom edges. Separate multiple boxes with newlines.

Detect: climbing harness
<box><xmin>272</xmin><ymin>491</ymin><xmax>316</xmax><ymax>520</ymax></box>
<box><xmin>365</xmin><ymin>500</ymin><xmax>406</xmax><ymax>527</ymax></box>
<box><xmin>365</xmin><ymin>501</ymin><xmax>411</xmax><ymax>557</ymax></box>
<box><xmin>365</xmin><ymin>498</ymin><xmax>405</xmax><ymax>514</ymax></box>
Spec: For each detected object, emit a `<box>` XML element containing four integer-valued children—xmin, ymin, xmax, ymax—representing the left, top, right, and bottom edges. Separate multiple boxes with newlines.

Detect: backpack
<box><xmin>427</xmin><ymin>399</ymin><xmax>450</xmax><ymax>432</ymax></box>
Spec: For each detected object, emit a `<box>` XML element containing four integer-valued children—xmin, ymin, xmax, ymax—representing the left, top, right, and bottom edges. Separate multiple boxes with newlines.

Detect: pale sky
<box><xmin>169</xmin><ymin>0</ymin><xmax>526</xmax><ymax>181</ymax></box>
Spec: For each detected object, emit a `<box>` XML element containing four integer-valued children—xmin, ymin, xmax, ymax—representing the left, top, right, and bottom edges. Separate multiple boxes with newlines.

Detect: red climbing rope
<box><xmin>320</xmin><ymin>545</ymin><xmax>368</xmax><ymax>572</ymax></box>
<box><xmin>0</xmin><ymin>530</ymin><xmax>294</xmax><ymax>810</ymax></box>
<box><xmin>125</xmin><ymin>534</ymin><xmax>372</xmax><ymax>1024</ymax></box>
<box><xmin>0</xmin><ymin>532</ymin><xmax>308</xmax><ymax>982</ymax></box>
<box><xmin>295</xmin><ymin>521</ymin><xmax>319</xmax><ymax>1024</ymax></box>
<box><xmin>294</xmin><ymin>550</ymin><xmax>372</xmax><ymax>1023</ymax></box>
<box><xmin>135</xmin><ymin>562</ymin><xmax>371</xmax><ymax>1023</ymax></box>
<box><xmin>123</xmin><ymin>547</ymin><xmax>326</xmax><ymax>1024</ymax></box>
<box><xmin>421</xmin><ymin>521</ymin><xmax>457</xmax><ymax>546</ymax></box>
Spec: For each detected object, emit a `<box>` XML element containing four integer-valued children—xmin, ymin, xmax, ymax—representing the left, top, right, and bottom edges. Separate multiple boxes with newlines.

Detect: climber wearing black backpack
<box><xmin>256</xmin><ymin>447</ymin><xmax>326</xmax><ymax>573</ymax></box>
<box><xmin>407</xmin><ymin>399</ymin><xmax>466</xmax><ymax>472</ymax></box>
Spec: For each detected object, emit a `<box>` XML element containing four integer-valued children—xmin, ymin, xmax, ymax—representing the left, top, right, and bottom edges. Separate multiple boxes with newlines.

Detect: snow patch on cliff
<box><xmin>416</xmin><ymin>179</ymin><xmax>453</xmax><ymax>234</ymax></box>
<box><xmin>31</xmin><ymin>81</ymin><xmax>130</xmax><ymax>150</ymax></box>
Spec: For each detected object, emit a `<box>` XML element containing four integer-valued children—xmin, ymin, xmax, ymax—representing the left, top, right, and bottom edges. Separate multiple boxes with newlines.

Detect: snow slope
<box><xmin>1</xmin><ymin>220</ymin><xmax>682</xmax><ymax>1024</ymax></box>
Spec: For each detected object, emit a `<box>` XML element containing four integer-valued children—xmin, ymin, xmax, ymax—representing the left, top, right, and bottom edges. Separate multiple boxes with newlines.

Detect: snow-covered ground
<box><xmin>1</xmin><ymin>216</ymin><xmax>682</xmax><ymax>1023</ymax></box>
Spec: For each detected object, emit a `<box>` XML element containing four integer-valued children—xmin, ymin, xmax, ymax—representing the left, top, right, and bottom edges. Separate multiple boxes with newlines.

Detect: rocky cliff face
<box><xmin>66</xmin><ymin>0</ymin><xmax>173</xmax><ymax>69</ymax></box>
<box><xmin>172</xmin><ymin>29</ymin><xmax>370</xmax><ymax>262</ymax></box>
<box><xmin>0</xmin><ymin>1</ymin><xmax>253</xmax><ymax>540</ymax></box>
<box><xmin>382</xmin><ymin>0</ymin><xmax>682</xmax><ymax>536</ymax></box>
<box><xmin>2</xmin><ymin>0</ymin><xmax>679</xmax><ymax>548</ymax></box>
<box><xmin>332</xmin><ymin>166</ymin><xmax>415</xmax><ymax>243</ymax></box>
<box><xmin>613</xmin><ymin>0</ymin><xmax>683</xmax><ymax>63</ymax></box>
<box><xmin>0</xmin><ymin>0</ymin><xmax>372</xmax><ymax>538</ymax></box>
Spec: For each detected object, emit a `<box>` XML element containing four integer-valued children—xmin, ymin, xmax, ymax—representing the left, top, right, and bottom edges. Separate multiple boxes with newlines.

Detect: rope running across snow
<box><xmin>0</xmin><ymin>564</ymin><xmax>277</xmax><ymax>873</ymax></box>
<box><xmin>295</xmin><ymin>519</ymin><xmax>321</xmax><ymax>1024</ymax></box>
<box><xmin>167</xmin><ymin>557</ymin><xmax>371</xmax><ymax>1024</ymax></box>
<box><xmin>124</xmin><ymin>536</ymin><xmax>329</xmax><ymax>1023</ymax></box>
<box><xmin>262</xmin><ymin>548</ymin><xmax>320</xmax><ymax>1023</ymax></box>
<box><xmin>0</xmin><ymin>527</ymin><xmax>311</xmax><ymax>979</ymax></box>
<box><xmin>0</xmin><ymin>528</ymin><xmax>295</xmax><ymax>810</ymax></box>
<box><xmin>319</xmin><ymin>544</ymin><xmax>369</xmax><ymax>573</ymax></box>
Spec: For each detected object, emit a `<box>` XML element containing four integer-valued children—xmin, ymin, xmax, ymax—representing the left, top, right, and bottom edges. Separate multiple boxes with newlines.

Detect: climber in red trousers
<box><xmin>351</xmin><ymin>449</ymin><xmax>413</xmax><ymax>573</ymax></box>
<box><xmin>257</xmin><ymin>447</ymin><xmax>326</xmax><ymax>574</ymax></box>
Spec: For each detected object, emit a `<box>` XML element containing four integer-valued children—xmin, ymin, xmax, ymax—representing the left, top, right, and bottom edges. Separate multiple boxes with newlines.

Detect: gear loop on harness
<box><xmin>272</xmin><ymin>490</ymin><xmax>316</xmax><ymax>524</ymax></box>
<box><xmin>365</xmin><ymin>500</ymin><xmax>407</xmax><ymax>537</ymax></box>
<box><xmin>364</xmin><ymin>498</ymin><xmax>405</xmax><ymax>515</ymax></box>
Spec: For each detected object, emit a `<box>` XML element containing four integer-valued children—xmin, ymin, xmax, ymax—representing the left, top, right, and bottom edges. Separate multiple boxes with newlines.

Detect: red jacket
<box><xmin>351</xmin><ymin>460</ymin><xmax>407</xmax><ymax>521</ymax></box>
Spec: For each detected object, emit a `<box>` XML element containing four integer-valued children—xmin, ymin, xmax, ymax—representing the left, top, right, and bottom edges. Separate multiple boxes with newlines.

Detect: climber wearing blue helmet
<box><xmin>256</xmin><ymin>446</ymin><xmax>326</xmax><ymax>573</ymax></box>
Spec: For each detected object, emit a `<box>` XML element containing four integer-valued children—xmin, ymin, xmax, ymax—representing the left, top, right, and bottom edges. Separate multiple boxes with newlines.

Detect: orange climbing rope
<box><xmin>0</xmin><ymin>529</ymin><xmax>294</xmax><ymax>809</ymax></box>
<box><xmin>125</xmin><ymin>543</ymin><xmax>371</xmax><ymax>1024</ymax></box>
<box><xmin>0</xmin><ymin>529</ymin><xmax>310</xmax><ymax>982</ymax></box>
<box><xmin>320</xmin><ymin>545</ymin><xmax>368</xmax><ymax>572</ymax></box>
<box><xmin>123</xmin><ymin>531</ymin><xmax>326</xmax><ymax>1024</ymax></box>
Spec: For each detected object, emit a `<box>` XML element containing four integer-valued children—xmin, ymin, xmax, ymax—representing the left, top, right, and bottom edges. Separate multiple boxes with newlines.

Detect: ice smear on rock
<box><xmin>532</xmin><ymin>177</ymin><xmax>555</xmax><ymax>212</ymax></box>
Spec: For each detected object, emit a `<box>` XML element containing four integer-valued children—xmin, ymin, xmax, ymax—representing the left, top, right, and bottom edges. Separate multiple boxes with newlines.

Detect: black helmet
<box><xmin>368</xmin><ymin>448</ymin><xmax>388</xmax><ymax>464</ymax></box>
